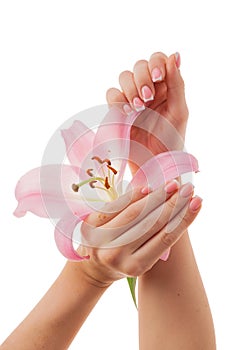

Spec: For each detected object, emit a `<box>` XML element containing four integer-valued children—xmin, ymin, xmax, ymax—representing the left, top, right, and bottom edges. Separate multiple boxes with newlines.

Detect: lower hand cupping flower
<box><xmin>75</xmin><ymin>180</ymin><xmax>202</xmax><ymax>306</ymax></box>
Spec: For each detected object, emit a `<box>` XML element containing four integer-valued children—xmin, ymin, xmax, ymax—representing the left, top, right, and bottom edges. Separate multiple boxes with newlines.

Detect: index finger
<box><xmin>83</xmin><ymin>186</ymin><xmax>148</xmax><ymax>227</ymax></box>
<box><xmin>81</xmin><ymin>180</ymin><xmax>180</xmax><ymax>248</ymax></box>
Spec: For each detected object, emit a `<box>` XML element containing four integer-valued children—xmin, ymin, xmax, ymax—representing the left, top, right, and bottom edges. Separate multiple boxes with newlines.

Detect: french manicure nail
<box><xmin>160</xmin><ymin>249</ymin><xmax>170</xmax><ymax>261</ymax></box>
<box><xmin>180</xmin><ymin>182</ymin><xmax>194</xmax><ymax>197</ymax></box>
<box><xmin>141</xmin><ymin>185</ymin><xmax>153</xmax><ymax>195</ymax></box>
<box><xmin>189</xmin><ymin>196</ymin><xmax>202</xmax><ymax>211</ymax></box>
<box><xmin>123</xmin><ymin>104</ymin><xmax>134</xmax><ymax>116</ymax></box>
<box><xmin>175</xmin><ymin>52</ymin><xmax>181</xmax><ymax>68</ymax></box>
<box><xmin>151</xmin><ymin>67</ymin><xmax>162</xmax><ymax>82</ymax></box>
<box><xmin>133</xmin><ymin>97</ymin><xmax>145</xmax><ymax>112</ymax></box>
<box><xmin>141</xmin><ymin>85</ymin><xmax>154</xmax><ymax>102</ymax></box>
<box><xmin>164</xmin><ymin>179</ymin><xmax>179</xmax><ymax>193</ymax></box>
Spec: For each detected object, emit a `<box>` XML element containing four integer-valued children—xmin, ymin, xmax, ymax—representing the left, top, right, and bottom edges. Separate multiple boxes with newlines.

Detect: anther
<box><xmin>103</xmin><ymin>158</ymin><xmax>111</xmax><ymax>165</ymax></box>
<box><xmin>104</xmin><ymin>177</ymin><xmax>110</xmax><ymax>189</ymax></box>
<box><xmin>89</xmin><ymin>180</ymin><xmax>97</xmax><ymax>188</ymax></box>
<box><xmin>92</xmin><ymin>156</ymin><xmax>103</xmax><ymax>164</ymax></box>
<box><xmin>107</xmin><ymin>165</ymin><xmax>117</xmax><ymax>175</ymax></box>
<box><xmin>91</xmin><ymin>156</ymin><xmax>111</xmax><ymax>165</ymax></box>
<box><xmin>86</xmin><ymin>168</ymin><xmax>94</xmax><ymax>177</ymax></box>
<box><xmin>72</xmin><ymin>184</ymin><xmax>79</xmax><ymax>192</ymax></box>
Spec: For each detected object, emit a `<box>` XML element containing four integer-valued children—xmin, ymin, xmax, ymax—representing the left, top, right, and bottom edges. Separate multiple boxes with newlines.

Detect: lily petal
<box><xmin>92</xmin><ymin>107</ymin><xmax>138</xmax><ymax>182</ymax></box>
<box><xmin>61</xmin><ymin>120</ymin><xmax>95</xmax><ymax>168</ymax></box>
<box><xmin>54</xmin><ymin>213</ymin><xmax>90</xmax><ymax>261</ymax></box>
<box><xmin>14</xmin><ymin>164</ymin><xmax>90</xmax><ymax>218</ymax></box>
<box><xmin>129</xmin><ymin>151</ymin><xmax>199</xmax><ymax>191</ymax></box>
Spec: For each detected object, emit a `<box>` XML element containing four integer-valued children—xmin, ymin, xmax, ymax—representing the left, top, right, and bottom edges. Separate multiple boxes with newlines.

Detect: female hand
<box><xmin>76</xmin><ymin>180</ymin><xmax>202</xmax><ymax>288</ymax></box>
<box><xmin>106</xmin><ymin>52</ymin><xmax>188</xmax><ymax>173</ymax></box>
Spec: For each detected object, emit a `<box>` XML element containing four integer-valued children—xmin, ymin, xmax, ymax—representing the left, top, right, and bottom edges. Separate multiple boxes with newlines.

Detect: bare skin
<box><xmin>106</xmin><ymin>52</ymin><xmax>216</xmax><ymax>349</ymax></box>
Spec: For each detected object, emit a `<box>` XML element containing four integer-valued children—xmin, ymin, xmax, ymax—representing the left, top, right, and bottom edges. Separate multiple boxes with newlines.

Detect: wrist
<box><xmin>64</xmin><ymin>259</ymin><xmax>112</xmax><ymax>291</ymax></box>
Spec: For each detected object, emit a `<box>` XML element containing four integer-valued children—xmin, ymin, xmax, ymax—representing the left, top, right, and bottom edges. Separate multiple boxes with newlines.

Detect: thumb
<box><xmin>166</xmin><ymin>53</ymin><xmax>188</xmax><ymax>121</ymax></box>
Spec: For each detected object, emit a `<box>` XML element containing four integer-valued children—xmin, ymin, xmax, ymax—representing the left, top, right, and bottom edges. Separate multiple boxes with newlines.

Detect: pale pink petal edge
<box><xmin>54</xmin><ymin>214</ymin><xmax>90</xmax><ymax>261</ymax></box>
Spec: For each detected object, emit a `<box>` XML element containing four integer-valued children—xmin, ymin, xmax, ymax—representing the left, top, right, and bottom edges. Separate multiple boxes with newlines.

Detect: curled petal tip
<box><xmin>13</xmin><ymin>206</ymin><xmax>26</xmax><ymax>218</ymax></box>
<box><xmin>54</xmin><ymin>215</ymin><xmax>90</xmax><ymax>261</ymax></box>
<box><xmin>68</xmin><ymin>254</ymin><xmax>90</xmax><ymax>262</ymax></box>
<box><xmin>130</xmin><ymin>150</ymin><xmax>199</xmax><ymax>192</ymax></box>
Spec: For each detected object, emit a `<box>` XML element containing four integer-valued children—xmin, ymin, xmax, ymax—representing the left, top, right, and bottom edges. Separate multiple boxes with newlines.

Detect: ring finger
<box><xmin>113</xmin><ymin>182</ymin><xmax>194</xmax><ymax>249</ymax></box>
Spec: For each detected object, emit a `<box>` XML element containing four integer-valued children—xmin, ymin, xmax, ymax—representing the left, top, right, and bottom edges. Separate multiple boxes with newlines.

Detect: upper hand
<box><xmin>106</xmin><ymin>52</ymin><xmax>188</xmax><ymax>173</ymax></box>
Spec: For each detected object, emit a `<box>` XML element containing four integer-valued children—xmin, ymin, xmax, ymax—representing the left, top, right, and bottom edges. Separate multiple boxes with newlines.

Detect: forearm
<box><xmin>0</xmin><ymin>261</ymin><xmax>108</xmax><ymax>350</ymax></box>
<box><xmin>138</xmin><ymin>231</ymin><xmax>216</xmax><ymax>350</ymax></box>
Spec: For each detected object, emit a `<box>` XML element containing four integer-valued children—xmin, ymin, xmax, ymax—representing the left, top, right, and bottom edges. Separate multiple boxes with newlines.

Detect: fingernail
<box><xmin>141</xmin><ymin>85</ymin><xmax>154</xmax><ymax>102</ymax></box>
<box><xmin>160</xmin><ymin>249</ymin><xmax>170</xmax><ymax>261</ymax></box>
<box><xmin>133</xmin><ymin>97</ymin><xmax>145</xmax><ymax>112</ymax></box>
<box><xmin>123</xmin><ymin>104</ymin><xmax>134</xmax><ymax>116</ymax></box>
<box><xmin>141</xmin><ymin>185</ymin><xmax>153</xmax><ymax>195</ymax></box>
<box><xmin>189</xmin><ymin>196</ymin><xmax>202</xmax><ymax>211</ymax></box>
<box><xmin>151</xmin><ymin>67</ymin><xmax>162</xmax><ymax>82</ymax></box>
<box><xmin>179</xmin><ymin>182</ymin><xmax>194</xmax><ymax>197</ymax></box>
<box><xmin>175</xmin><ymin>52</ymin><xmax>181</xmax><ymax>68</ymax></box>
<box><xmin>164</xmin><ymin>179</ymin><xmax>179</xmax><ymax>193</ymax></box>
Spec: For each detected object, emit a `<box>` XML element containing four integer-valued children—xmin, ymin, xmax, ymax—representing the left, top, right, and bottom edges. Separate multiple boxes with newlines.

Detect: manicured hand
<box><xmin>106</xmin><ymin>52</ymin><xmax>188</xmax><ymax>173</ymax></box>
<box><xmin>76</xmin><ymin>180</ymin><xmax>202</xmax><ymax>287</ymax></box>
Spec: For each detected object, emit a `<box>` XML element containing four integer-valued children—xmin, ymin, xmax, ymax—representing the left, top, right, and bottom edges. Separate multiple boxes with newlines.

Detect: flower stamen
<box><xmin>72</xmin><ymin>154</ymin><xmax>118</xmax><ymax>201</ymax></box>
<box><xmin>104</xmin><ymin>176</ymin><xmax>110</xmax><ymax>189</ymax></box>
<box><xmin>92</xmin><ymin>156</ymin><xmax>111</xmax><ymax>165</ymax></box>
<box><xmin>72</xmin><ymin>184</ymin><xmax>79</xmax><ymax>192</ymax></box>
<box><xmin>86</xmin><ymin>168</ymin><xmax>94</xmax><ymax>177</ymax></box>
<box><xmin>89</xmin><ymin>180</ymin><xmax>97</xmax><ymax>188</ymax></box>
<box><xmin>107</xmin><ymin>165</ymin><xmax>118</xmax><ymax>175</ymax></box>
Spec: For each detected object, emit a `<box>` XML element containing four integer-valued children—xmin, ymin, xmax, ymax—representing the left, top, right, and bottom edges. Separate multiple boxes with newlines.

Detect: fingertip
<box><xmin>141</xmin><ymin>185</ymin><xmax>153</xmax><ymax>195</ymax></box>
<box><xmin>189</xmin><ymin>196</ymin><xmax>203</xmax><ymax>212</ymax></box>
<box><xmin>106</xmin><ymin>87</ymin><xmax>115</xmax><ymax>103</ymax></box>
<box><xmin>164</xmin><ymin>179</ymin><xmax>180</xmax><ymax>194</ymax></box>
<box><xmin>167</xmin><ymin>53</ymin><xmax>180</xmax><ymax>75</ymax></box>
<box><xmin>106</xmin><ymin>87</ymin><xmax>124</xmax><ymax>105</ymax></box>
<box><xmin>175</xmin><ymin>52</ymin><xmax>181</xmax><ymax>68</ymax></box>
<box><xmin>160</xmin><ymin>248</ymin><xmax>171</xmax><ymax>261</ymax></box>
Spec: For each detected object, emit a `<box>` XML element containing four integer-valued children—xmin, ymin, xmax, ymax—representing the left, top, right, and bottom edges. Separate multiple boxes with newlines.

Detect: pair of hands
<box><xmin>74</xmin><ymin>52</ymin><xmax>201</xmax><ymax>287</ymax></box>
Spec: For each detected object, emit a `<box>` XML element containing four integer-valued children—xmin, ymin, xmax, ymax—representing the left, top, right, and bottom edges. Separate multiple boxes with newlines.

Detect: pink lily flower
<box><xmin>14</xmin><ymin>107</ymin><xmax>199</xmax><ymax>261</ymax></box>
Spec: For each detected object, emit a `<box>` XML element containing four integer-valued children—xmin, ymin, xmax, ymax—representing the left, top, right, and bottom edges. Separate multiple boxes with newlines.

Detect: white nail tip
<box><xmin>135</xmin><ymin>105</ymin><xmax>146</xmax><ymax>112</ymax></box>
<box><xmin>143</xmin><ymin>95</ymin><xmax>154</xmax><ymax>103</ymax></box>
<box><xmin>152</xmin><ymin>75</ymin><xmax>163</xmax><ymax>83</ymax></box>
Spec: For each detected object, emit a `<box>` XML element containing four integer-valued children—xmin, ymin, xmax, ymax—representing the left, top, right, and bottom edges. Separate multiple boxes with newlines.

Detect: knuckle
<box><xmin>125</xmin><ymin>259</ymin><xmax>146</xmax><ymax>277</ymax></box>
<box><xmin>106</xmin><ymin>88</ymin><xmax>120</xmax><ymax>102</ymax></box>
<box><xmin>119</xmin><ymin>70</ymin><xmax>132</xmax><ymax>84</ymax></box>
<box><xmin>176</xmin><ymin>210</ymin><xmax>190</xmax><ymax>229</ymax></box>
<box><xmin>180</xmin><ymin>75</ymin><xmax>185</xmax><ymax>87</ymax></box>
<box><xmin>124</xmin><ymin>264</ymin><xmax>136</xmax><ymax>277</ymax></box>
<box><xmin>126</xmin><ymin>205</ymin><xmax>141</xmax><ymax>222</ymax></box>
<box><xmin>150</xmin><ymin>51</ymin><xmax>167</xmax><ymax>61</ymax></box>
<box><xmin>143</xmin><ymin>213</ymin><xmax>159</xmax><ymax>233</ymax></box>
<box><xmin>102</xmin><ymin>250</ymin><xmax>121</xmax><ymax>267</ymax></box>
<box><xmin>160</xmin><ymin>232</ymin><xmax>176</xmax><ymax>248</ymax></box>
<box><xmin>152</xmin><ymin>214</ymin><xmax>163</xmax><ymax>231</ymax></box>
<box><xmin>106</xmin><ymin>87</ymin><xmax>115</xmax><ymax>97</ymax></box>
<box><xmin>166</xmin><ymin>198</ymin><xmax>177</xmax><ymax>211</ymax></box>
<box><xmin>133</xmin><ymin>59</ymin><xmax>148</xmax><ymax>71</ymax></box>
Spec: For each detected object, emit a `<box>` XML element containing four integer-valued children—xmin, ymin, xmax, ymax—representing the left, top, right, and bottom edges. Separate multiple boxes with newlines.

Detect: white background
<box><xmin>0</xmin><ymin>0</ymin><xmax>232</xmax><ymax>348</ymax></box>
